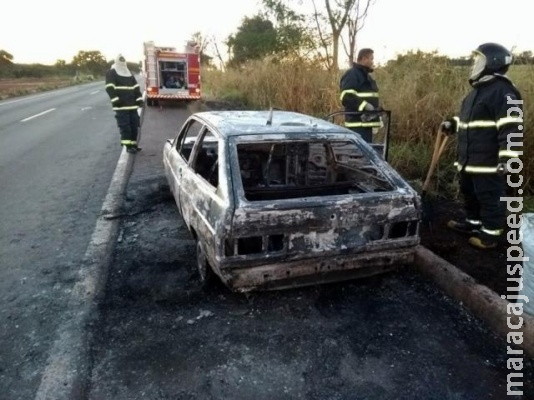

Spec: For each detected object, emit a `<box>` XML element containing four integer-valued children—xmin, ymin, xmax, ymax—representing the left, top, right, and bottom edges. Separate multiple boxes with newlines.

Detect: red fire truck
<box><xmin>142</xmin><ymin>40</ymin><xmax>201</xmax><ymax>106</ymax></box>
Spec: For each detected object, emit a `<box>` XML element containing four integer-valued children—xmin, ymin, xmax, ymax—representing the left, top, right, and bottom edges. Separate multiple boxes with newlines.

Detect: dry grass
<box><xmin>203</xmin><ymin>54</ymin><xmax>533</xmax><ymax>193</ymax></box>
<box><xmin>0</xmin><ymin>76</ymin><xmax>94</xmax><ymax>100</ymax></box>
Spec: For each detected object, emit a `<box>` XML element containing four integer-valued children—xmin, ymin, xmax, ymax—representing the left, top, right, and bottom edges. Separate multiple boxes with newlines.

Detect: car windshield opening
<box><xmin>237</xmin><ymin>140</ymin><xmax>394</xmax><ymax>201</ymax></box>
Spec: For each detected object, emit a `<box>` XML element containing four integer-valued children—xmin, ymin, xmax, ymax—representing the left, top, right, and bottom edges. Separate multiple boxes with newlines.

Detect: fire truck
<box><xmin>142</xmin><ymin>40</ymin><xmax>201</xmax><ymax>106</ymax></box>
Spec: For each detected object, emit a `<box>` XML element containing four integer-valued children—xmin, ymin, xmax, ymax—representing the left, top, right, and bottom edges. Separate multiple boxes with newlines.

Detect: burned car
<box><xmin>163</xmin><ymin>110</ymin><xmax>421</xmax><ymax>292</ymax></box>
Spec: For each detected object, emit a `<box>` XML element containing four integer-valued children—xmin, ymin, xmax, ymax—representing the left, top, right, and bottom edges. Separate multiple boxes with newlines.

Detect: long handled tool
<box><xmin>421</xmin><ymin>127</ymin><xmax>449</xmax><ymax>233</ymax></box>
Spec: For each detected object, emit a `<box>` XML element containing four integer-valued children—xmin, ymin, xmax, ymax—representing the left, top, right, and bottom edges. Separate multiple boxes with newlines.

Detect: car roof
<box><xmin>192</xmin><ymin>110</ymin><xmax>347</xmax><ymax>137</ymax></box>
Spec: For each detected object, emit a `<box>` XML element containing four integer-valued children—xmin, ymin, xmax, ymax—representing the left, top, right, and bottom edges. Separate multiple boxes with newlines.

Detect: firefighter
<box><xmin>105</xmin><ymin>54</ymin><xmax>144</xmax><ymax>154</ymax></box>
<box><xmin>339</xmin><ymin>48</ymin><xmax>381</xmax><ymax>143</ymax></box>
<box><xmin>441</xmin><ymin>42</ymin><xmax>523</xmax><ymax>249</ymax></box>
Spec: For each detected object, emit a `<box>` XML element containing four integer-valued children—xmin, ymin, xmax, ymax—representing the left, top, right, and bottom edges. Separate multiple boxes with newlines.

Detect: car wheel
<box><xmin>196</xmin><ymin>241</ymin><xmax>214</xmax><ymax>288</ymax></box>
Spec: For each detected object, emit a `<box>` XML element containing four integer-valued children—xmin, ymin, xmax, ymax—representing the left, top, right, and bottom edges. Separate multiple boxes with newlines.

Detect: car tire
<box><xmin>196</xmin><ymin>240</ymin><xmax>214</xmax><ymax>289</ymax></box>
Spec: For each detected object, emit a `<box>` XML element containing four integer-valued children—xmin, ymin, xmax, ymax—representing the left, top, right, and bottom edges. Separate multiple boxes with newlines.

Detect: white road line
<box><xmin>90</xmin><ymin>90</ymin><xmax>99</xmax><ymax>95</ymax></box>
<box><xmin>20</xmin><ymin>108</ymin><xmax>56</xmax><ymax>122</ymax></box>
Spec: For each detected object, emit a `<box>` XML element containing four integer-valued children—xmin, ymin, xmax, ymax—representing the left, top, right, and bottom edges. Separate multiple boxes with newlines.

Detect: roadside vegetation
<box><xmin>0</xmin><ymin>49</ymin><xmax>140</xmax><ymax>100</ymax></box>
<box><xmin>198</xmin><ymin>0</ymin><xmax>532</xmax><ymax>201</ymax></box>
<box><xmin>202</xmin><ymin>55</ymin><xmax>533</xmax><ymax>199</ymax></box>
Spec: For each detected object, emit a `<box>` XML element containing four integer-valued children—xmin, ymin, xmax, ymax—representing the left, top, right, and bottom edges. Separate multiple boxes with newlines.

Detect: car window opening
<box><xmin>237</xmin><ymin>141</ymin><xmax>393</xmax><ymax>201</ymax></box>
<box><xmin>193</xmin><ymin>133</ymin><xmax>219</xmax><ymax>188</ymax></box>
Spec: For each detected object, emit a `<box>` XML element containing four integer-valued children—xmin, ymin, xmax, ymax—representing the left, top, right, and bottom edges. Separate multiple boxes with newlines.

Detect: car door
<box><xmin>180</xmin><ymin>126</ymin><xmax>229</xmax><ymax>266</ymax></box>
<box><xmin>164</xmin><ymin>118</ymin><xmax>205</xmax><ymax>217</ymax></box>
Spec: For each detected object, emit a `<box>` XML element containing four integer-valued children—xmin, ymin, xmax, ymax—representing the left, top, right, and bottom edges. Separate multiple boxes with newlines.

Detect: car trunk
<box><xmin>224</xmin><ymin>140</ymin><xmax>419</xmax><ymax>261</ymax></box>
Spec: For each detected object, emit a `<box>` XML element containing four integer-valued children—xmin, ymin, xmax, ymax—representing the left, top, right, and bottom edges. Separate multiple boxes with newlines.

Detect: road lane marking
<box><xmin>90</xmin><ymin>90</ymin><xmax>99</xmax><ymax>95</ymax></box>
<box><xmin>20</xmin><ymin>108</ymin><xmax>56</xmax><ymax>122</ymax></box>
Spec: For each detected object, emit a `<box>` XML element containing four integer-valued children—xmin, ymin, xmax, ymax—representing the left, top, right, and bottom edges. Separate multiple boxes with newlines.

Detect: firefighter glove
<box><xmin>440</xmin><ymin>118</ymin><xmax>457</xmax><ymax>135</ymax></box>
<box><xmin>497</xmin><ymin>162</ymin><xmax>508</xmax><ymax>175</ymax></box>
<box><xmin>364</xmin><ymin>102</ymin><xmax>375</xmax><ymax>111</ymax></box>
<box><xmin>361</xmin><ymin>113</ymin><xmax>378</xmax><ymax>122</ymax></box>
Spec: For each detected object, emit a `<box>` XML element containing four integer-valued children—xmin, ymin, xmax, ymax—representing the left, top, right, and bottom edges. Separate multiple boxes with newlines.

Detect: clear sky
<box><xmin>2</xmin><ymin>0</ymin><xmax>532</xmax><ymax>65</ymax></box>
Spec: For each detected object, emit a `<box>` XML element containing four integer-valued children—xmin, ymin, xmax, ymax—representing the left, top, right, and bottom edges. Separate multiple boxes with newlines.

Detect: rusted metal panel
<box><xmin>222</xmin><ymin>247</ymin><xmax>415</xmax><ymax>292</ymax></box>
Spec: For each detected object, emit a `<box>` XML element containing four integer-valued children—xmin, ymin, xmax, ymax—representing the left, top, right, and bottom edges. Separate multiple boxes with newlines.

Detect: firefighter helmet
<box><xmin>470</xmin><ymin>42</ymin><xmax>513</xmax><ymax>80</ymax></box>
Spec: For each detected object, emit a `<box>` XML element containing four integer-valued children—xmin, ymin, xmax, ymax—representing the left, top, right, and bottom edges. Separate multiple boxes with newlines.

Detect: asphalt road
<box><xmin>1</xmin><ymin>90</ymin><xmax>532</xmax><ymax>399</ymax></box>
<box><xmin>87</xmin><ymin>102</ymin><xmax>533</xmax><ymax>400</ymax></box>
<box><xmin>0</xmin><ymin>82</ymin><xmax>122</xmax><ymax>399</ymax></box>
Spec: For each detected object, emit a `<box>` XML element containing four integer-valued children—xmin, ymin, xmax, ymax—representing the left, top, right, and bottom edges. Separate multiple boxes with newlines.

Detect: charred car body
<box><xmin>163</xmin><ymin>110</ymin><xmax>421</xmax><ymax>292</ymax></box>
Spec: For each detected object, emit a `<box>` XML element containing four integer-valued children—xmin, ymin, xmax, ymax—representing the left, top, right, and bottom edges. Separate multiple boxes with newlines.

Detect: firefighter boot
<box><xmin>126</xmin><ymin>145</ymin><xmax>137</xmax><ymax>154</ymax></box>
<box><xmin>446</xmin><ymin>219</ymin><xmax>481</xmax><ymax>235</ymax></box>
<box><xmin>468</xmin><ymin>230</ymin><xmax>499</xmax><ymax>250</ymax></box>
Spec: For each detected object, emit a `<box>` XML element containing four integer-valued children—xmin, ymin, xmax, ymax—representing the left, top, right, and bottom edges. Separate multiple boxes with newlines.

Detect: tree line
<box><xmin>0</xmin><ymin>49</ymin><xmax>140</xmax><ymax>79</ymax></box>
<box><xmin>2</xmin><ymin>0</ymin><xmax>532</xmax><ymax>78</ymax></box>
<box><xmin>194</xmin><ymin>0</ymin><xmax>533</xmax><ymax>71</ymax></box>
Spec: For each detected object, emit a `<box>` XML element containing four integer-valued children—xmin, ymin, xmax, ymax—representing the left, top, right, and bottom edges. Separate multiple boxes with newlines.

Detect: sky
<box><xmin>1</xmin><ymin>0</ymin><xmax>532</xmax><ymax>66</ymax></box>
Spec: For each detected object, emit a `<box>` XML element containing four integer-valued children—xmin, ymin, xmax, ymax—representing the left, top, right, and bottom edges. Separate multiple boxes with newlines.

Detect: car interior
<box><xmin>237</xmin><ymin>140</ymin><xmax>394</xmax><ymax>201</ymax></box>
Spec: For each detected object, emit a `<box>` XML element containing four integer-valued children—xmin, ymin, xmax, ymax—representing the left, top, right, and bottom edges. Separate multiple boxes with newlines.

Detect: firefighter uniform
<box><xmin>105</xmin><ymin>54</ymin><xmax>143</xmax><ymax>153</ymax></box>
<box><xmin>442</xmin><ymin>43</ymin><xmax>522</xmax><ymax>249</ymax></box>
<box><xmin>339</xmin><ymin>63</ymin><xmax>380</xmax><ymax>143</ymax></box>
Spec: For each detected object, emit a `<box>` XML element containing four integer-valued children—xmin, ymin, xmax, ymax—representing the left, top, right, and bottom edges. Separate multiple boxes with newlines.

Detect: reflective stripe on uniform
<box><xmin>498</xmin><ymin>149</ymin><xmax>520</xmax><ymax>158</ymax></box>
<box><xmin>481</xmin><ymin>227</ymin><xmax>503</xmax><ymax>236</ymax></box>
<box><xmin>454</xmin><ymin>162</ymin><xmax>498</xmax><ymax>173</ymax></box>
<box><xmin>466</xmin><ymin>219</ymin><xmax>482</xmax><ymax>225</ymax></box>
<box><xmin>464</xmin><ymin>165</ymin><xmax>498</xmax><ymax>173</ymax></box>
<box><xmin>340</xmin><ymin>89</ymin><xmax>379</xmax><ymax>101</ymax></box>
<box><xmin>121</xmin><ymin>140</ymin><xmax>138</xmax><ymax>145</ymax></box>
<box><xmin>497</xmin><ymin>117</ymin><xmax>522</xmax><ymax>128</ymax></box>
<box><xmin>111</xmin><ymin>97</ymin><xmax>119</xmax><ymax>103</ymax></box>
<box><xmin>458</xmin><ymin>117</ymin><xmax>522</xmax><ymax>130</ymax></box>
<box><xmin>458</xmin><ymin>120</ymin><xmax>497</xmax><ymax>129</ymax></box>
<box><xmin>135</xmin><ymin>97</ymin><xmax>143</xmax><ymax>102</ymax></box>
<box><xmin>113</xmin><ymin>106</ymin><xmax>139</xmax><ymax>111</ymax></box>
<box><xmin>106</xmin><ymin>84</ymin><xmax>139</xmax><ymax>90</ymax></box>
<box><xmin>344</xmin><ymin>121</ymin><xmax>382</xmax><ymax>128</ymax></box>
<box><xmin>358</xmin><ymin>100</ymin><xmax>368</xmax><ymax>111</ymax></box>
<box><xmin>453</xmin><ymin>116</ymin><xmax>460</xmax><ymax>133</ymax></box>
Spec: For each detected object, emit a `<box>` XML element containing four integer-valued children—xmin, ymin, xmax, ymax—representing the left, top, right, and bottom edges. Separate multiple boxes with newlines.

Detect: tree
<box><xmin>0</xmin><ymin>50</ymin><xmax>14</xmax><ymax>64</ymax></box>
<box><xmin>262</xmin><ymin>0</ymin><xmax>311</xmax><ymax>57</ymax></box>
<box><xmin>227</xmin><ymin>15</ymin><xmax>278</xmax><ymax>65</ymax></box>
<box><xmin>259</xmin><ymin>0</ymin><xmax>376</xmax><ymax>70</ymax></box>
<box><xmin>315</xmin><ymin>0</ymin><xmax>375</xmax><ymax>71</ymax></box>
<box><xmin>71</xmin><ymin>50</ymin><xmax>108</xmax><ymax>75</ymax></box>
<box><xmin>341</xmin><ymin>0</ymin><xmax>374</xmax><ymax>68</ymax></box>
<box><xmin>514</xmin><ymin>50</ymin><xmax>533</xmax><ymax>65</ymax></box>
<box><xmin>191</xmin><ymin>31</ymin><xmax>214</xmax><ymax>67</ymax></box>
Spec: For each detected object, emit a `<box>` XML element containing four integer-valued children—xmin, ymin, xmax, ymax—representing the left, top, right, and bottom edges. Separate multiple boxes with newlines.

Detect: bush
<box><xmin>202</xmin><ymin>53</ymin><xmax>533</xmax><ymax>193</ymax></box>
